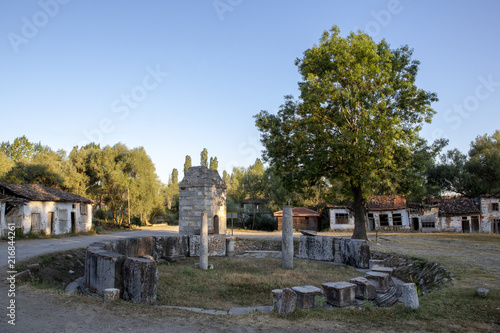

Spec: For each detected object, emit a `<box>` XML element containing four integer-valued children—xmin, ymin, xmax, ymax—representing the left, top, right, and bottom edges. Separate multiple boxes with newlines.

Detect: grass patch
<box><xmin>157</xmin><ymin>257</ymin><xmax>359</xmax><ymax>310</ymax></box>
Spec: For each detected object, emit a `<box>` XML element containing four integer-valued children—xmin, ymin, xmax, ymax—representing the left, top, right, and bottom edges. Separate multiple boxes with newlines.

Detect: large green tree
<box><xmin>255</xmin><ymin>26</ymin><xmax>437</xmax><ymax>239</ymax></box>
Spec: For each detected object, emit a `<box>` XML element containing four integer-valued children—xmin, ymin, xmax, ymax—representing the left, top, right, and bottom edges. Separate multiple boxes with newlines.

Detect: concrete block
<box><xmin>154</xmin><ymin>235</ymin><xmax>189</xmax><ymax>260</ymax></box>
<box><xmin>291</xmin><ymin>285</ymin><xmax>324</xmax><ymax>310</ymax></box>
<box><xmin>84</xmin><ymin>244</ymin><xmax>126</xmax><ymax>295</ymax></box>
<box><xmin>122</xmin><ymin>257</ymin><xmax>158</xmax><ymax>305</ymax></box>
<box><xmin>365</xmin><ymin>271</ymin><xmax>391</xmax><ymax>294</ymax></box>
<box><xmin>272</xmin><ymin>288</ymin><xmax>297</xmax><ymax>315</ymax></box>
<box><xmin>322</xmin><ymin>282</ymin><xmax>356</xmax><ymax>307</ymax></box>
<box><xmin>372</xmin><ymin>266</ymin><xmax>394</xmax><ymax>276</ymax></box>
<box><xmin>298</xmin><ymin>236</ymin><xmax>335</xmax><ymax>261</ymax></box>
<box><xmin>349</xmin><ymin>277</ymin><xmax>377</xmax><ymax>300</ymax></box>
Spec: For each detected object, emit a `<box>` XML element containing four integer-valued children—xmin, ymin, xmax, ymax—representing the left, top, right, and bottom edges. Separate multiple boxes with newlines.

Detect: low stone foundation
<box><xmin>298</xmin><ymin>236</ymin><xmax>371</xmax><ymax>268</ymax></box>
<box><xmin>84</xmin><ymin>235</ymin><xmax>228</xmax><ymax>304</ymax></box>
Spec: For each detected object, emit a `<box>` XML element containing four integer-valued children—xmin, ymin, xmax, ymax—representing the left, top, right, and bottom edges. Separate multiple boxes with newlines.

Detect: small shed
<box><xmin>178</xmin><ymin>166</ymin><xmax>227</xmax><ymax>235</ymax></box>
<box><xmin>274</xmin><ymin>207</ymin><xmax>322</xmax><ymax>232</ymax></box>
<box><xmin>0</xmin><ymin>181</ymin><xmax>94</xmax><ymax>237</ymax></box>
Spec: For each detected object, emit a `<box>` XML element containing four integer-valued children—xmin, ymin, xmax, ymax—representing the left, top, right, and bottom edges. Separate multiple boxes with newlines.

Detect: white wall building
<box><xmin>0</xmin><ymin>182</ymin><xmax>93</xmax><ymax>237</ymax></box>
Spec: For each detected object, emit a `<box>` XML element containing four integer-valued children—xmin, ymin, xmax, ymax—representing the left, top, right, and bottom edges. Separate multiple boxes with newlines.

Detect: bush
<box><xmin>94</xmin><ymin>208</ymin><xmax>108</xmax><ymax>221</ymax></box>
<box><xmin>245</xmin><ymin>214</ymin><xmax>277</xmax><ymax>231</ymax></box>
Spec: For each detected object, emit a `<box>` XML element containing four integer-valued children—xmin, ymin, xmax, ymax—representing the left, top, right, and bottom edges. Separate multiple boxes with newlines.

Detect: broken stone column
<box><xmin>282</xmin><ymin>205</ymin><xmax>293</xmax><ymax>269</ymax></box>
<box><xmin>226</xmin><ymin>236</ymin><xmax>235</xmax><ymax>257</ymax></box>
<box><xmin>200</xmin><ymin>213</ymin><xmax>209</xmax><ymax>270</ymax></box>
<box><xmin>402</xmin><ymin>283</ymin><xmax>419</xmax><ymax>309</ymax></box>
<box><xmin>103</xmin><ymin>288</ymin><xmax>120</xmax><ymax>302</ymax></box>
<box><xmin>349</xmin><ymin>277</ymin><xmax>377</xmax><ymax>300</ymax></box>
<box><xmin>322</xmin><ymin>281</ymin><xmax>357</xmax><ymax>307</ymax></box>
<box><xmin>272</xmin><ymin>288</ymin><xmax>297</xmax><ymax>315</ymax></box>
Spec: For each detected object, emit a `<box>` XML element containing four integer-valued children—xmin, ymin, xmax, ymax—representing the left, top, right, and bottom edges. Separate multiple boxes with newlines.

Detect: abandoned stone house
<box><xmin>330</xmin><ymin>195</ymin><xmax>410</xmax><ymax>231</ymax></box>
<box><xmin>178</xmin><ymin>166</ymin><xmax>227</xmax><ymax>235</ymax></box>
<box><xmin>328</xmin><ymin>194</ymin><xmax>500</xmax><ymax>234</ymax></box>
<box><xmin>274</xmin><ymin>207</ymin><xmax>322</xmax><ymax>231</ymax></box>
<box><xmin>0</xmin><ymin>181</ymin><xmax>94</xmax><ymax>237</ymax></box>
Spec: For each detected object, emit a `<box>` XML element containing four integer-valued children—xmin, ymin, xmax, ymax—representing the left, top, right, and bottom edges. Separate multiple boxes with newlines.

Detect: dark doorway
<box><xmin>368</xmin><ymin>214</ymin><xmax>375</xmax><ymax>231</ymax></box>
<box><xmin>213</xmin><ymin>215</ymin><xmax>219</xmax><ymax>234</ymax></box>
<box><xmin>493</xmin><ymin>219</ymin><xmax>500</xmax><ymax>234</ymax></box>
<box><xmin>48</xmin><ymin>212</ymin><xmax>55</xmax><ymax>234</ymax></box>
<box><xmin>379</xmin><ymin>214</ymin><xmax>389</xmax><ymax>227</ymax></box>
<box><xmin>71</xmin><ymin>212</ymin><xmax>76</xmax><ymax>234</ymax></box>
<box><xmin>412</xmin><ymin>217</ymin><xmax>419</xmax><ymax>231</ymax></box>
<box><xmin>471</xmin><ymin>216</ymin><xmax>479</xmax><ymax>233</ymax></box>
<box><xmin>462</xmin><ymin>217</ymin><xmax>470</xmax><ymax>233</ymax></box>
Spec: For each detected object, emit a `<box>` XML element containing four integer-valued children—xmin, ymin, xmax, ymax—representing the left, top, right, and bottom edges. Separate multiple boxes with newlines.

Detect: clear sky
<box><xmin>1</xmin><ymin>1</ymin><xmax>499</xmax><ymax>183</ymax></box>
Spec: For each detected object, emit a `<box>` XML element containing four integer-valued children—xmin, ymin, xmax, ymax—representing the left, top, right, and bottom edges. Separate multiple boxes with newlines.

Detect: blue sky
<box><xmin>1</xmin><ymin>1</ymin><xmax>499</xmax><ymax>183</ymax></box>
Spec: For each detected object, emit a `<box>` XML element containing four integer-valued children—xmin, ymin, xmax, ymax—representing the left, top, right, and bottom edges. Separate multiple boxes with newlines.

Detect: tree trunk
<box><xmin>351</xmin><ymin>184</ymin><xmax>368</xmax><ymax>240</ymax></box>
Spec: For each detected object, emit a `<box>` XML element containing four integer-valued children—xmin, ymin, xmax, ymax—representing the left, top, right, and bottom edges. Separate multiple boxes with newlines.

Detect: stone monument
<box><xmin>179</xmin><ymin>166</ymin><xmax>227</xmax><ymax>235</ymax></box>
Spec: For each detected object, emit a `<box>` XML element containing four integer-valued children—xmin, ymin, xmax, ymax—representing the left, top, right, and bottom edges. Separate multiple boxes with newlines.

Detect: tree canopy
<box><xmin>255</xmin><ymin>26</ymin><xmax>438</xmax><ymax>239</ymax></box>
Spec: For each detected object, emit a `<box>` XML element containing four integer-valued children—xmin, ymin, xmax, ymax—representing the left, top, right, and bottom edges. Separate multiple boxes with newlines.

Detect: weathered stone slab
<box><xmin>349</xmin><ymin>277</ymin><xmax>377</xmax><ymax>300</ymax></box>
<box><xmin>291</xmin><ymin>285</ymin><xmax>324</xmax><ymax>310</ymax></box>
<box><xmin>103</xmin><ymin>288</ymin><xmax>120</xmax><ymax>302</ymax></box>
<box><xmin>365</xmin><ymin>271</ymin><xmax>391</xmax><ymax>294</ymax></box>
<box><xmin>84</xmin><ymin>243</ymin><xmax>126</xmax><ymax>295</ymax></box>
<box><xmin>322</xmin><ymin>282</ymin><xmax>356</xmax><ymax>307</ymax></box>
<box><xmin>476</xmin><ymin>288</ymin><xmax>489</xmax><ymax>297</ymax></box>
<box><xmin>272</xmin><ymin>288</ymin><xmax>297</xmax><ymax>315</ymax></box>
<box><xmin>154</xmin><ymin>235</ymin><xmax>189</xmax><ymax>260</ymax></box>
<box><xmin>122</xmin><ymin>257</ymin><xmax>158</xmax><ymax>305</ymax></box>
<box><xmin>300</xmin><ymin>230</ymin><xmax>317</xmax><ymax>236</ymax></box>
<box><xmin>189</xmin><ymin>235</ymin><xmax>226</xmax><ymax>257</ymax></box>
<box><xmin>402</xmin><ymin>283</ymin><xmax>419</xmax><ymax>309</ymax></box>
<box><xmin>369</xmin><ymin>259</ymin><xmax>385</xmax><ymax>270</ymax></box>
<box><xmin>104</xmin><ymin>237</ymin><xmax>154</xmax><ymax>258</ymax></box>
<box><xmin>298</xmin><ymin>236</ymin><xmax>335</xmax><ymax>261</ymax></box>
<box><xmin>340</xmin><ymin>238</ymin><xmax>370</xmax><ymax>268</ymax></box>
<box><xmin>372</xmin><ymin>266</ymin><xmax>394</xmax><ymax>276</ymax></box>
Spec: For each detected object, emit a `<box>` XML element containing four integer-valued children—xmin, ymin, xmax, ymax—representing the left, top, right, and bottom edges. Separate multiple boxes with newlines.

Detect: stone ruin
<box><xmin>179</xmin><ymin>166</ymin><xmax>227</xmax><ymax>235</ymax></box>
<box><xmin>83</xmin><ymin>235</ymin><xmax>229</xmax><ymax>304</ymax></box>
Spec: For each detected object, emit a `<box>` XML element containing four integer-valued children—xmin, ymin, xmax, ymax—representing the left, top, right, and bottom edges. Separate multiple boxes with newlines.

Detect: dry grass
<box><xmin>157</xmin><ymin>257</ymin><xmax>359</xmax><ymax>310</ymax></box>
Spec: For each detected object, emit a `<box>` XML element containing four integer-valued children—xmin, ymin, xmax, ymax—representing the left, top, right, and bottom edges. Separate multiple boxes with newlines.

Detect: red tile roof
<box><xmin>366</xmin><ymin>195</ymin><xmax>406</xmax><ymax>211</ymax></box>
<box><xmin>274</xmin><ymin>207</ymin><xmax>321</xmax><ymax>217</ymax></box>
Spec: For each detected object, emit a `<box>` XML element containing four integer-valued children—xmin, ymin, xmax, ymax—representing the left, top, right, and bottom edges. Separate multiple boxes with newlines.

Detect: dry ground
<box><xmin>1</xmin><ymin>231</ymin><xmax>499</xmax><ymax>332</ymax></box>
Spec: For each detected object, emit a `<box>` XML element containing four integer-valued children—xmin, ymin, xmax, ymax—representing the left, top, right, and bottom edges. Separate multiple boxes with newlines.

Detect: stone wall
<box><xmin>298</xmin><ymin>236</ymin><xmax>370</xmax><ymax>269</ymax></box>
<box><xmin>371</xmin><ymin>251</ymin><xmax>454</xmax><ymax>295</ymax></box>
<box><xmin>84</xmin><ymin>235</ymin><xmax>227</xmax><ymax>304</ymax></box>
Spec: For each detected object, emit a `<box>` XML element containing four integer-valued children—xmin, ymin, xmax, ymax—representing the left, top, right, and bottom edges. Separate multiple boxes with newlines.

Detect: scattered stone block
<box><xmin>349</xmin><ymin>277</ymin><xmax>377</xmax><ymax>300</ymax></box>
<box><xmin>14</xmin><ymin>269</ymin><xmax>31</xmax><ymax>282</ymax></box>
<box><xmin>291</xmin><ymin>285</ymin><xmax>324</xmax><ymax>310</ymax></box>
<box><xmin>369</xmin><ymin>259</ymin><xmax>385</xmax><ymax>270</ymax></box>
<box><xmin>402</xmin><ymin>283</ymin><xmax>419</xmax><ymax>309</ymax></box>
<box><xmin>122</xmin><ymin>257</ymin><xmax>158</xmax><ymax>305</ymax></box>
<box><xmin>340</xmin><ymin>238</ymin><xmax>371</xmax><ymax>268</ymax></box>
<box><xmin>322</xmin><ymin>282</ymin><xmax>356</xmax><ymax>307</ymax></box>
<box><xmin>372</xmin><ymin>266</ymin><xmax>394</xmax><ymax>276</ymax></box>
<box><xmin>365</xmin><ymin>271</ymin><xmax>391</xmax><ymax>294</ymax></box>
<box><xmin>104</xmin><ymin>237</ymin><xmax>154</xmax><ymax>258</ymax></box>
<box><xmin>272</xmin><ymin>288</ymin><xmax>297</xmax><ymax>315</ymax></box>
<box><xmin>84</xmin><ymin>244</ymin><xmax>127</xmax><ymax>295</ymax></box>
<box><xmin>103</xmin><ymin>288</ymin><xmax>120</xmax><ymax>302</ymax></box>
<box><xmin>476</xmin><ymin>288</ymin><xmax>489</xmax><ymax>297</ymax></box>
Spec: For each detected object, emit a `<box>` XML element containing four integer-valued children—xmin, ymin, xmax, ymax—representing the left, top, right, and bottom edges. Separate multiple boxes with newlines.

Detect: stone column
<box><xmin>282</xmin><ymin>205</ymin><xmax>293</xmax><ymax>269</ymax></box>
<box><xmin>200</xmin><ymin>213</ymin><xmax>209</xmax><ymax>270</ymax></box>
